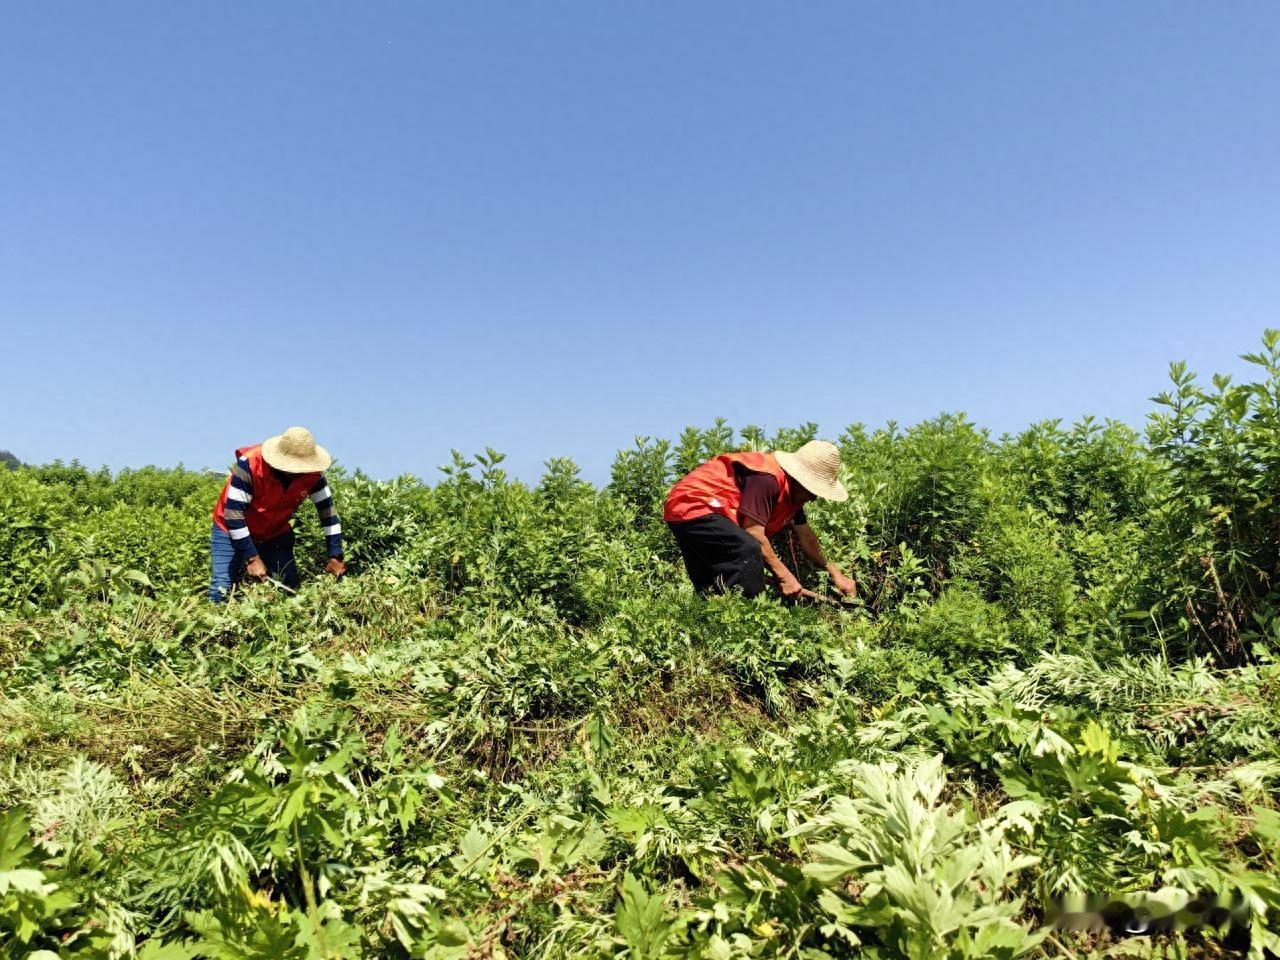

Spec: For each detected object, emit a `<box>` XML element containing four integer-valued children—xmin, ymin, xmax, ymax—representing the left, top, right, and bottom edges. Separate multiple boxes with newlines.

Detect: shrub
<box><xmin>5</xmin><ymin>335</ymin><xmax>1280</xmax><ymax>957</ymax></box>
<box><xmin>896</xmin><ymin>584</ymin><xmax>1014</xmax><ymax>669</ymax></box>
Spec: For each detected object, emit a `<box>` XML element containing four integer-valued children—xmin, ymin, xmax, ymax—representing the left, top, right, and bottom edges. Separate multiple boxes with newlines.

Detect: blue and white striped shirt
<box><xmin>222</xmin><ymin>455</ymin><xmax>344</xmax><ymax>559</ymax></box>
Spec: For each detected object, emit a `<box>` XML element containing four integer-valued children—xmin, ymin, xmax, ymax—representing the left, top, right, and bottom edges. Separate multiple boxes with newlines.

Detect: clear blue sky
<box><xmin>3</xmin><ymin>3</ymin><xmax>1277</xmax><ymax>482</ymax></box>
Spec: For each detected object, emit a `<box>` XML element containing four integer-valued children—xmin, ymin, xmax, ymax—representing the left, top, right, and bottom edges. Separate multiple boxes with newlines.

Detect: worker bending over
<box><xmin>209</xmin><ymin>426</ymin><xmax>346</xmax><ymax>602</ymax></box>
<box><xmin>664</xmin><ymin>440</ymin><xmax>856</xmax><ymax>600</ymax></box>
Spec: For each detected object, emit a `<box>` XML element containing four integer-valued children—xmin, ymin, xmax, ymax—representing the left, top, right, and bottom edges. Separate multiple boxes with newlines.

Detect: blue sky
<box><xmin>2</xmin><ymin>3</ymin><xmax>1277</xmax><ymax>482</ymax></box>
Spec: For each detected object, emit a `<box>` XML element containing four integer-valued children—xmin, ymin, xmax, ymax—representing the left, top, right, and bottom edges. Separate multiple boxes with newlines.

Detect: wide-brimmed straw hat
<box><xmin>261</xmin><ymin>426</ymin><xmax>332</xmax><ymax>474</ymax></box>
<box><xmin>775</xmin><ymin>440</ymin><xmax>848</xmax><ymax>502</ymax></box>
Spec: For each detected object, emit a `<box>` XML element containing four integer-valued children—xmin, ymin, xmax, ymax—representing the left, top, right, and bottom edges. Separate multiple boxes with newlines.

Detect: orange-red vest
<box><xmin>212</xmin><ymin>445</ymin><xmax>321</xmax><ymax>543</ymax></box>
<box><xmin>664</xmin><ymin>451</ymin><xmax>800</xmax><ymax>536</ymax></box>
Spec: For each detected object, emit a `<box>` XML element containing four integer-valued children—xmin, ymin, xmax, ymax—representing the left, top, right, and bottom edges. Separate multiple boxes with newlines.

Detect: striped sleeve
<box><xmin>310</xmin><ymin>474</ymin><xmax>344</xmax><ymax>558</ymax></box>
<box><xmin>223</xmin><ymin>457</ymin><xmax>259</xmax><ymax>558</ymax></box>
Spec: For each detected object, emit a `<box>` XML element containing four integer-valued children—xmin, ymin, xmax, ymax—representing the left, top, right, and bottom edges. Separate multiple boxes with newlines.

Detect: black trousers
<box><xmin>667</xmin><ymin>514</ymin><xmax>766</xmax><ymax>598</ymax></box>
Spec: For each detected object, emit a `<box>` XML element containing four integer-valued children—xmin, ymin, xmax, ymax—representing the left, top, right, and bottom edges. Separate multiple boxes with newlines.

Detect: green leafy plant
<box><xmin>4</xmin><ymin>335</ymin><xmax>1280</xmax><ymax>958</ymax></box>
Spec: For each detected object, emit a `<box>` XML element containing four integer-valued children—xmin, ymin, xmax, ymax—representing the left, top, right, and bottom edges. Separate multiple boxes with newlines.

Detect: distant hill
<box><xmin>0</xmin><ymin>450</ymin><xmax>20</xmax><ymax>470</ymax></box>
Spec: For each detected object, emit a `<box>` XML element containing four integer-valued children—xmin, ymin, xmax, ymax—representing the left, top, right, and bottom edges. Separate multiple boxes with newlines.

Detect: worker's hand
<box><xmin>831</xmin><ymin>571</ymin><xmax>858</xmax><ymax>597</ymax></box>
<box><xmin>325</xmin><ymin>557</ymin><xmax>347</xmax><ymax>578</ymax></box>
<box><xmin>244</xmin><ymin>556</ymin><xmax>268</xmax><ymax>581</ymax></box>
<box><xmin>777</xmin><ymin>573</ymin><xmax>804</xmax><ymax>599</ymax></box>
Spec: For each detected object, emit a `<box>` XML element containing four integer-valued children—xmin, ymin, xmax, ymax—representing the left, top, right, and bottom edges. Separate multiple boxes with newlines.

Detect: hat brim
<box><xmin>261</xmin><ymin>435</ymin><xmax>332</xmax><ymax>474</ymax></box>
<box><xmin>775</xmin><ymin>450</ymin><xmax>849</xmax><ymax>503</ymax></box>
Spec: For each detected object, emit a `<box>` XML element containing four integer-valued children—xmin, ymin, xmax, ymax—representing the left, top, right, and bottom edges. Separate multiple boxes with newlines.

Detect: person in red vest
<box><xmin>664</xmin><ymin>440</ymin><xmax>857</xmax><ymax>600</ymax></box>
<box><xmin>208</xmin><ymin>426</ymin><xmax>346</xmax><ymax>602</ymax></box>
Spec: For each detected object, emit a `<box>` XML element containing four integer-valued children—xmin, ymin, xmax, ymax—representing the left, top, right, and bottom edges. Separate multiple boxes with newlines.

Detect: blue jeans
<box><xmin>208</xmin><ymin>524</ymin><xmax>299</xmax><ymax>602</ymax></box>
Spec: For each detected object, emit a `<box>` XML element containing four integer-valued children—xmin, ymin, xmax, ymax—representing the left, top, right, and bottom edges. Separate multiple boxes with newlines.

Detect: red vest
<box><xmin>212</xmin><ymin>445</ymin><xmax>321</xmax><ymax>543</ymax></box>
<box><xmin>664</xmin><ymin>451</ymin><xmax>800</xmax><ymax>537</ymax></box>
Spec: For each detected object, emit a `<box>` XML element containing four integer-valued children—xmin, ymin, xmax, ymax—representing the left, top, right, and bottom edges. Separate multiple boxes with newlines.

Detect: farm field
<box><xmin>5</xmin><ymin>338</ymin><xmax>1280</xmax><ymax>959</ymax></box>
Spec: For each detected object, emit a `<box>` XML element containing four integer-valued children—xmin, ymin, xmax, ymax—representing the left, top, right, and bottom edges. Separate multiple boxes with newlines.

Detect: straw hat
<box><xmin>261</xmin><ymin>426</ymin><xmax>332</xmax><ymax>474</ymax></box>
<box><xmin>775</xmin><ymin>440</ymin><xmax>848</xmax><ymax>502</ymax></box>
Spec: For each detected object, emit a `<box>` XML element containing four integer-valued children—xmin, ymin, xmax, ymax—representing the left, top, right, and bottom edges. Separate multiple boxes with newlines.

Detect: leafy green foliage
<box><xmin>798</xmin><ymin>755</ymin><xmax>1043</xmax><ymax>959</ymax></box>
<box><xmin>5</xmin><ymin>335</ymin><xmax>1280</xmax><ymax>957</ymax></box>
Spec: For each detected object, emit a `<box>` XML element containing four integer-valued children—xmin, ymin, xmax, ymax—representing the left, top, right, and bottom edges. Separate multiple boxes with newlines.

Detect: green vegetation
<box><xmin>6</xmin><ymin>336</ymin><xmax>1280</xmax><ymax>958</ymax></box>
